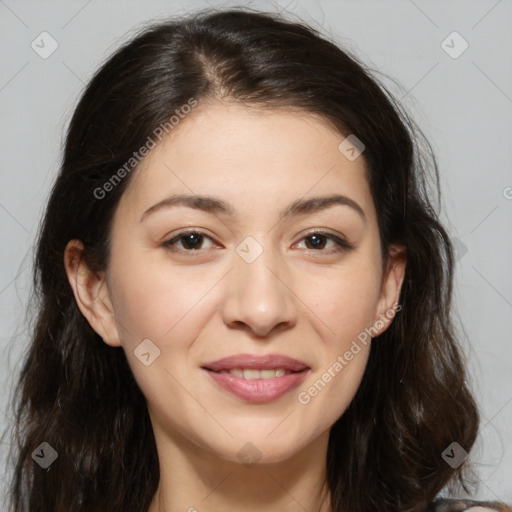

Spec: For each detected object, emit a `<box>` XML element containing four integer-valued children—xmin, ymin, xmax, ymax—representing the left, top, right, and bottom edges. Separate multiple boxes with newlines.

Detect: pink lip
<box><xmin>204</xmin><ymin>368</ymin><xmax>309</xmax><ymax>403</ymax></box>
<box><xmin>201</xmin><ymin>353</ymin><xmax>310</xmax><ymax>403</ymax></box>
<box><xmin>201</xmin><ymin>353</ymin><xmax>309</xmax><ymax>372</ymax></box>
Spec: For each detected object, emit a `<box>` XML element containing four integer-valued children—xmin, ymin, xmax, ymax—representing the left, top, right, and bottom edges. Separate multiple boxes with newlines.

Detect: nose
<box><xmin>221</xmin><ymin>243</ymin><xmax>297</xmax><ymax>338</ymax></box>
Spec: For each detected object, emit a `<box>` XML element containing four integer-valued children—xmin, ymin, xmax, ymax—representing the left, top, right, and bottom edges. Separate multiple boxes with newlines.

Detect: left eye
<box><xmin>161</xmin><ymin>230</ymin><xmax>352</xmax><ymax>254</ymax></box>
<box><xmin>295</xmin><ymin>232</ymin><xmax>352</xmax><ymax>253</ymax></box>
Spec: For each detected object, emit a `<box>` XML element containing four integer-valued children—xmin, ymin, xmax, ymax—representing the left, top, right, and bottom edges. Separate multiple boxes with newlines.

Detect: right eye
<box><xmin>161</xmin><ymin>230</ymin><xmax>218</xmax><ymax>253</ymax></box>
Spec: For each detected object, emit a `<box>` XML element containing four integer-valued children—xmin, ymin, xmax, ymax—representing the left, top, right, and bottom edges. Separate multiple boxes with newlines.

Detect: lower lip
<box><xmin>204</xmin><ymin>369</ymin><xmax>309</xmax><ymax>403</ymax></box>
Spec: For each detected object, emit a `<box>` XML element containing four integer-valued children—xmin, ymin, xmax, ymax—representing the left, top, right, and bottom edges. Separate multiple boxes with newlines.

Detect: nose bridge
<box><xmin>222</xmin><ymin>234</ymin><xmax>296</xmax><ymax>336</ymax></box>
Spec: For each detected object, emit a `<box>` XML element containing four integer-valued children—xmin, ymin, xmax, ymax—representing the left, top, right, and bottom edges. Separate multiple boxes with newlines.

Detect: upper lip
<box><xmin>202</xmin><ymin>353</ymin><xmax>309</xmax><ymax>372</ymax></box>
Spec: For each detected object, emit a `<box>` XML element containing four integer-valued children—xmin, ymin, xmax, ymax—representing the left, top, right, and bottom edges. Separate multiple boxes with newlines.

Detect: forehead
<box><xmin>117</xmin><ymin>102</ymin><xmax>375</xmax><ymax>224</ymax></box>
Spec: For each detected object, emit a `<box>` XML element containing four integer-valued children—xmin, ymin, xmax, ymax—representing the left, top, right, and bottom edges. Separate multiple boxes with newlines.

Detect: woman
<box><xmin>5</xmin><ymin>7</ymin><xmax>511</xmax><ymax>512</ymax></box>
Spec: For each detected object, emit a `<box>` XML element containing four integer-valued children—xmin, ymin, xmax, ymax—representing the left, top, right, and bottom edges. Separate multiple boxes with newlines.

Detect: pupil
<box><xmin>308</xmin><ymin>235</ymin><xmax>325</xmax><ymax>249</ymax></box>
<box><xmin>184</xmin><ymin>233</ymin><xmax>201</xmax><ymax>249</ymax></box>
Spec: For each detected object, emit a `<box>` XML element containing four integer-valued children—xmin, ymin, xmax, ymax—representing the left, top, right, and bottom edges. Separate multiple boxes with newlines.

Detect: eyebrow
<box><xmin>140</xmin><ymin>193</ymin><xmax>366</xmax><ymax>223</ymax></box>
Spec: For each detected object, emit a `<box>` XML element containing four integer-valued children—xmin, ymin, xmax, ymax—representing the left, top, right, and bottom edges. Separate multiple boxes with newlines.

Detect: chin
<box><xmin>211</xmin><ymin>436</ymin><xmax>305</xmax><ymax>467</ymax></box>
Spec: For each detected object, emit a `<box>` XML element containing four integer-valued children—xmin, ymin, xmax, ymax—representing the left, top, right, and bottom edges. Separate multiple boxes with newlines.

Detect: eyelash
<box><xmin>161</xmin><ymin>230</ymin><xmax>353</xmax><ymax>256</ymax></box>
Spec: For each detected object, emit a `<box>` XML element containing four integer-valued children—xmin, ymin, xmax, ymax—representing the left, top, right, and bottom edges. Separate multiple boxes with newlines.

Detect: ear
<box><xmin>372</xmin><ymin>244</ymin><xmax>407</xmax><ymax>337</ymax></box>
<box><xmin>63</xmin><ymin>239</ymin><xmax>121</xmax><ymax>347</ymax></box>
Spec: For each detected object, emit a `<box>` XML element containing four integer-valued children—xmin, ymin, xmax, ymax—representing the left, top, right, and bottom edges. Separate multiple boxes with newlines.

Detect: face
<box><xmin>67</xmin><ymin>102</ymin><xmax>405</xmax><ymax>465</ymax></box>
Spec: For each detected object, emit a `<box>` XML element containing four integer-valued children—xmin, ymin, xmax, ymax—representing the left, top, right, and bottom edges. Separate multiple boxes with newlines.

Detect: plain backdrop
<box><xmin>0</xmin><ymin>0</ymin><xmax>511</xmax><ymax>507</ymax></box>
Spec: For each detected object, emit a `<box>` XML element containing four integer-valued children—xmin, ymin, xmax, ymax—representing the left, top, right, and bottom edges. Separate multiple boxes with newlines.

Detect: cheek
<box><xmin>295</xmin><ymin>314</ymin><xmax>374</xmax><ymax>437</ymax></box>
<box><xmin>306</xmin><ymin>262</ymin><xmax>382</xmax><ymax>342</ymax></box>
<box><xmin>292</xmin><ymin>262</ymin><xmax>380</xmax><ymax>423</ymax></box>
<box><xmin>107</xmin><ymin>260</ymin><xmax>215</xmax><ymax>409</ymax></box>
<box><xmin>108</xmin><ymin>240</ymin><xmax>383</xmax><ymax>357</ymax></box>
<box><xmin>109</xmin><ymin>265</ymin><xmax>212</xmax><ymax>344</ymax></box>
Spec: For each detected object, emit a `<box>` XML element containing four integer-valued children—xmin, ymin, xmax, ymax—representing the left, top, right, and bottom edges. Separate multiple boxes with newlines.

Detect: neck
<box><xmin>147</xmin><ymin>426</ymin><xmax>332</xmax><ymax>512</ymax></box>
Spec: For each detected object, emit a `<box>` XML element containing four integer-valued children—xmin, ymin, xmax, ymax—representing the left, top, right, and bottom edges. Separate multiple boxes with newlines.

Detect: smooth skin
<box><xmin>64</xmin><ymin>102</ymin><xmax>406</xmax><ymax>512</ymax></box>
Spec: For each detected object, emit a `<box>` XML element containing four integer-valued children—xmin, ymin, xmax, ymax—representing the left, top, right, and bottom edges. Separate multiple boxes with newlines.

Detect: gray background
<box><xmin>1</xmin><ymin>0</ymin><xmax>511</xmax><ymax>506</ymax></box>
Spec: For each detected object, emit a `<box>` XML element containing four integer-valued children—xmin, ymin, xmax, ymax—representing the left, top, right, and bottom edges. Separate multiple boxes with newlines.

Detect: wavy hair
<box><xmin>5</xmin><ymin>7</ymin><xmax>481</xmax><ymax>512</ymax></box>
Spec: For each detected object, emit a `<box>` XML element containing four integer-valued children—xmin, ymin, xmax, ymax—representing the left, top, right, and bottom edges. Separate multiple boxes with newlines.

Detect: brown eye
<box><xmin>303</xmin><ymin>234</ymin><xmax>328</xmax><ymax>250</ymax></box>
<box><xmin>162</xmin><ymin>231</ymin><xmax>216</xmax><ymax>252</ymax></box>
<box><xmin>296</xmin><ymin>231</ymin><xmax>353</xmax><ymax>253</ymax></box>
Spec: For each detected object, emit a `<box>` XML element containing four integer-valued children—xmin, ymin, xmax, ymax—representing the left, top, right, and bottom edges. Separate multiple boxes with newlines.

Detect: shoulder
<box><xmin>427</xmin><ymin>498</ymin><xmax>512</xmax><ymax>512</ymax></box>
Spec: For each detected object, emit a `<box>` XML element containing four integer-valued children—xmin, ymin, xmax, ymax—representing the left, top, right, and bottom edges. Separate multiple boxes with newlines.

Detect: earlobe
<box><xmin>63</xmin><ymin>239</ymin><xmax>122</xmax><ymax>347</ymax></box>
<box><xmin>373</xmin><ymin>244</ymin><xmax>407</xmax><ymax>336</ymax></box>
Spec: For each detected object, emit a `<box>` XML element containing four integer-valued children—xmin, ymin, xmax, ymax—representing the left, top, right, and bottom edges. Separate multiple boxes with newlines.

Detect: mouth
<box><xmin>201</xmin><ymin>353</ymin><xmax>309</xmax><ymax>372</ymax></box>
<box><xmin>205</xmin><ymin>367</ymin><xmax>303</xmax><ymax>379</ymax></box>
<box><xmin>201</xmin><ymin>353</ymin><xmax>310</xmax><ymax>403</ymax></box>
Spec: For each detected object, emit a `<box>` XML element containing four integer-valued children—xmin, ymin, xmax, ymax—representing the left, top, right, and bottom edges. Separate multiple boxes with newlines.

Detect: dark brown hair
<box><xmin>5</xmin><ymin>6</ymin><xmax>482</xmax><ymax>512</ymax></box>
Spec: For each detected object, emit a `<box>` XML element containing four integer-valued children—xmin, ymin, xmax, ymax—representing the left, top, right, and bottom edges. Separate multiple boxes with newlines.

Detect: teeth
<box><xmin>243</xmin><ymin>369</ymin><xmax>260</xmax><ymax>380</ymax></box>
<box><xmin>261</xmin><ymin>369</ymin><xmax>281</xmax><ymax>379</ymax></box>
<box><xmin>222</xmin><ymin>368</ymin><xmax>289</xmax><ymax>379</ymax></box>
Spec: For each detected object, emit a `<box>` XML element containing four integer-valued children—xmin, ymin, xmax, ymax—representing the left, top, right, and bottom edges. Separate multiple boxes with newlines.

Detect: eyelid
<box><xmin>297</xmin><ymin>227</ymin><xmax>348</xmax><ymax>242</ymax></box>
